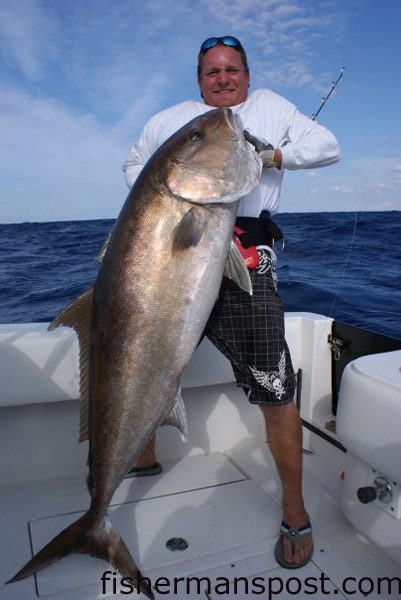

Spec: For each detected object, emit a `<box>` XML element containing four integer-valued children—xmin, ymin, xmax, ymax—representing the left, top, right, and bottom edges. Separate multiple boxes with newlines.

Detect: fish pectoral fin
<box><xmin>48</xmin><ymin>287</ymin><xmax>93</xmax><ymax>332</ymax></box>
<box><xmin>48</xmin><ymin>287</ymin><xmax>93</xmax><ymax>443</ymax></box>
<box><xmin>161</xmin><ymin>387</ymin><xmax>188</xmax><ymax>442</ymax></box>
<box><xmin>224</xmin><ymin>240</ymin><xmax>253</xmax><ymax>295</ymax></box>
<box><xmin>172</xmin><ymin>207</ymin><xmax>205</xmax><ymax>252</ymax></box>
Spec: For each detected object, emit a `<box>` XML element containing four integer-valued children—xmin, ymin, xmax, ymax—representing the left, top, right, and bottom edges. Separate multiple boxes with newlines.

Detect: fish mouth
<box><xmin>219</xmin><ymin>108</ymin><xmax>243</xmax><ymax>141</ymax></box>
<box><xmin>202</xmin><ymin>107</ymin><xmax>242</xmax><ymax>142</ymax></box>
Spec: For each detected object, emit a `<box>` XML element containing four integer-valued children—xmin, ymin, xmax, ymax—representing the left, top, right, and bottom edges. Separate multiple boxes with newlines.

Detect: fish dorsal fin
<box><xmin>161</xmin><ymin>387</ymin><xmax>188</xmax><ymax>442</ymax></box>
<box><xmin>224</xmin><ymin>240</ymin><xmax>253</xmax><ymax>295</ymax></box>
<box><xmin>48</xmin><ymin>288</ymin><xmax>93</xmax><ymax>442</ymax></box>
<box><xmin>172</xmin><ymin>207</ymin><xmax>205</xmax><ymax>252</ymax></box>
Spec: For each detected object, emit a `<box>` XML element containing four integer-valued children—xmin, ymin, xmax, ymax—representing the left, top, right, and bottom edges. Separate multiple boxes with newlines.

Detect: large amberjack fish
<box><xmin>6</xmin><ymin>108</ymin><xmax>261</xmax><ymax>598</ymax></box>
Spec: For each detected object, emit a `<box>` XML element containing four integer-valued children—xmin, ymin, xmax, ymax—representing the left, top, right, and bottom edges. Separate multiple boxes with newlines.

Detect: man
<box><xmin>122</xmin><ymin>36</ymin><xmax>340</xmax><ymax>569</ymax></box>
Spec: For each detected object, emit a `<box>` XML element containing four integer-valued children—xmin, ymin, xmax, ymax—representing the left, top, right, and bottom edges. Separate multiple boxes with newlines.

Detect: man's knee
<box><xmin>260</xmin><ymin>401</ymin><xmax>298</xmax><ymax>425</ymax></box>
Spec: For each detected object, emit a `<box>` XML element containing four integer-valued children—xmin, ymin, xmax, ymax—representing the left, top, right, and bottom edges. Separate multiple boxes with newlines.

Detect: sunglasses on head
<box><xmin>200</xmin><ymin>36</ymin><xmax>243</xmax><ymax>53</ymax></box>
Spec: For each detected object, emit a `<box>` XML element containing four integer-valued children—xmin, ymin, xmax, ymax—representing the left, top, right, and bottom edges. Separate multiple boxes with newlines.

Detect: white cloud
<box><xmin>198</xmin><ymin>0</ymin><xmax>344</xmax><ymax>94</ymax></box>
<box><xmin>0</xmin><ymin>85</ymin><xmax>128</xmax><ymax>222</ymax></box>
<box><xmin>280</xmin><ymin>153</ymin><xmax>401</xmax><ymax>213</ymax></box>
<box><xmin>380</xmin><ymin>134</ymin><xmax>401</xmax><ymax>143</ymax></box>
<box><xmin>0</xmin><ymin>0</ymin><xmax>343</xmax><ymax>113</ymax></box>
<box><xmin>0</xmin><ymin>0</ymin><xmax>399</xmax><ymax>221</ymax></box>
<box><xmin>0</xmin><ymin>0</ymin><xmax>58</xmax><ymax>81</ymax></box>
<box><xmin>273</xmin><ymin>16</ymin><xmax>323</xmax><ymax>31</ymax></box>
<box><xmin>348</xmin><ymin>157</ymin><xmax>401</xmax><ymax>175</ymax></box>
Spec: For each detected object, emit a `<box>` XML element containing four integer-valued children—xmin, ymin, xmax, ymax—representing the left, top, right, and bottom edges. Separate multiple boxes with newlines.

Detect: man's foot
<box><xmin>125</xmin><ymin>462</ymin><xmax>162</xmax><ymax>478</ymax></box>
<box><xmin>274</xmin><ymin>520</ymin><xmax>313</xmax><ymax>569</ymax></box>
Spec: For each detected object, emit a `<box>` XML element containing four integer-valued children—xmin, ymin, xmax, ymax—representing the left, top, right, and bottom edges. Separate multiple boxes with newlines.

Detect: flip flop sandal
<box><xmin>125</xmin><ymin>462</ymin><xmax>163</xmax><ymax>478</ymax></box>
<box><xmin>274</xmin><ymin>520</ymin><xmax>313</xmax><ymax>569</ymax></box>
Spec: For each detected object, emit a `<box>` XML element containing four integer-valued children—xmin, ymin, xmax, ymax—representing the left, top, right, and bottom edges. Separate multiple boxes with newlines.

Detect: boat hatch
<box><xmin>329</xmin><ymin>321</ymin><xmax>401</xmax><ymax>415</ymax></box>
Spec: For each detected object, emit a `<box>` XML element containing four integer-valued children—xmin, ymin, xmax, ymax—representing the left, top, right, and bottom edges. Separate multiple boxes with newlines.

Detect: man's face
<box><xmin>198</xmin><ymin>45</ymin><xmax>250</xmax><ymax>108</ymax></box>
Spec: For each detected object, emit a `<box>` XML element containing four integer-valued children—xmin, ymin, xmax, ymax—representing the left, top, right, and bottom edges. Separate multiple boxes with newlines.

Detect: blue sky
<box><xmin>1</xmin><ymin>0</ymin><xmax>401</xmax><ymax>223</ymax></box>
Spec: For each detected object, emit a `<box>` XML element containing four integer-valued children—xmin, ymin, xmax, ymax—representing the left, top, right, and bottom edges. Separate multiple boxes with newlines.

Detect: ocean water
<box><xmin>1</xmin><ymin>211</ymin><xmax>400</xmax><ymax>339</ymax></box>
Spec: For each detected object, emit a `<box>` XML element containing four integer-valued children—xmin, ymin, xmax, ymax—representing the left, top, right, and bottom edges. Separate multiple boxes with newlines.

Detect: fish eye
<box><xmin>189</xmin><ymin>129</ymin><xmax>203</xmax><ymax>142</ymax></box>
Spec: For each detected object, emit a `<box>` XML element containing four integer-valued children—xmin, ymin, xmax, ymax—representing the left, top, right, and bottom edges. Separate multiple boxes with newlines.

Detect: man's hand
<box><xmin>259</xmin><ymin>148</ymin><xmax>282</xmax><ymax>170</ymax></box>
<box><xmin>244</xmin><ymin>130</ymin><xmax>282</xmax><ymax>169</ymax></box>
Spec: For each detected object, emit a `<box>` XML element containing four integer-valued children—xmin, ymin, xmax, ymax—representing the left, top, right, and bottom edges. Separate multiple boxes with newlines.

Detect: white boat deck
<box><xmin>1</xmin><ymin>438</ymin><xmax>400</xmax><ymax>599</ymax></box>
<box><xmin>1</xmin><ymin>314</ymin><xmax>400</xmax><ymax>599</ymax></box>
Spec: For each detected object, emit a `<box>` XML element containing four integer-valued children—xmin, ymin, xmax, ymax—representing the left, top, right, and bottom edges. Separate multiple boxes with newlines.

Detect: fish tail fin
<box><xmin>6</xmin><ymin>513</ymin><xmax>154</xmax><ymax>599</ymax></box>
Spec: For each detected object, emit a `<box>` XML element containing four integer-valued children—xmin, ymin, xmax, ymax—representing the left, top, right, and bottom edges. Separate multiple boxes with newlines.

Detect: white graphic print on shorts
<box><xmin>256</xmin><ymin>246</ymin><xmax>278</xmax><ymax>290</ymax></box>
<box><xmin>249</xmin><ymin>349</ymin><xmax>286</xmax><ymax>400</ymax></box>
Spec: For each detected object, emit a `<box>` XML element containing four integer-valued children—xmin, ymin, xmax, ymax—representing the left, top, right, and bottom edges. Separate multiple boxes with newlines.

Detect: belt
<box><xmin>235</xmin><ymin>211</ymin><xmax>283</xmax><ymax>249</ymax></box>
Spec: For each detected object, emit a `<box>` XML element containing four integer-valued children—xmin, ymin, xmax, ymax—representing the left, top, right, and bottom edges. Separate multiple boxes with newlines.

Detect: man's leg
<box><xmin>261</xmin><ymin>402</ymin><xmax>313</xmax><ymax>566</ymax></box>
<box><xmin>133</xmin><ymin>435</ymin><xmax>157</xmax><ymax>468</ymax></box>
<box><xmin>126</xmin><ymin>436</ymin><xmax>161</xmax><ymax>477</ymax></box>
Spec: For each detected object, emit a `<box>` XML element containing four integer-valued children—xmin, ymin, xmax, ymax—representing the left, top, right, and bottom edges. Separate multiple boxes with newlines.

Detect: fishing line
<box><xmin>328</xmin><ymin>211</ymin><xmax>359</xmax><ymax>317</ymax></box>
<box><xmin>309</xmin><ymin>66</ymin><xmax>348</xmax><ymax>318</ymax></box>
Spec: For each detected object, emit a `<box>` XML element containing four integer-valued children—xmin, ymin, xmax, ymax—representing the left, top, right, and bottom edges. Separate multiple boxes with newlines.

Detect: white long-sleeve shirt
<box><xmin>122</xmin><ymin>88</ymin><xmax>341</xmax><ymax>217</ymax></box>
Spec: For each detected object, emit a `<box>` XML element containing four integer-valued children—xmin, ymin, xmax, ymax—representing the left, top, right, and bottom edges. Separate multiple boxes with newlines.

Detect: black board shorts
<box><xmin>205</xmin><ymin>247</ymin><xmax>296</xmax><ymax>406</ymax></box>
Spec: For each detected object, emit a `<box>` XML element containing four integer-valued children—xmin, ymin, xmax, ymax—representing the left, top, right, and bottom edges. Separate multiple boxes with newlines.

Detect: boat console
<box><xmin>337</xmin><ymin>350</ymin><xmax>401</xmax><ymax>565</ymax></box>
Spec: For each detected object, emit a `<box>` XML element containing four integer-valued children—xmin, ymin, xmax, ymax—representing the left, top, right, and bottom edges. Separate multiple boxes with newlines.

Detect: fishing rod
<box><xmin>245</xmin><ymin>67</ymin><xmax>345</xmax><ymax>154</ymax></box>
<box><xmin>245</xmin><ymin>67</ymin><xmax>346</xmax><ymax>151</ymax></box>
<box><xmin>311</xmin><ymin>67</ymin><xmax>345</xmax><ymax>120</ymax></box>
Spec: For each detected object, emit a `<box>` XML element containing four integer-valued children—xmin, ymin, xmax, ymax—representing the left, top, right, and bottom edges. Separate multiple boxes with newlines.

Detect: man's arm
<box><xmin>122</xmin><ymin>102</ymin><xmax>196</xmax><ymax>188</ymax></box>
<box><xmin>122</xmin><ymin>148</ymin><xmax>145</xmax><ymax>189</ymax></box>
<box><xmin>245</xmin><ymin>91</ymin><xmax>340</xmax><ymax>172</ymax></box>
<box><xmin>279</xmin><ymin>108</ymin><xmax>341</xmax><ymax>170</ymax></box>
<box><xmin>122</xmin><ymin>119</ymin><xmax>158</xmax><ymax>188</ymax></box>
<box><xmin>244</xmin><ymin>129</ymin><xmax>283</xmax><ymax>170</ymax></box>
